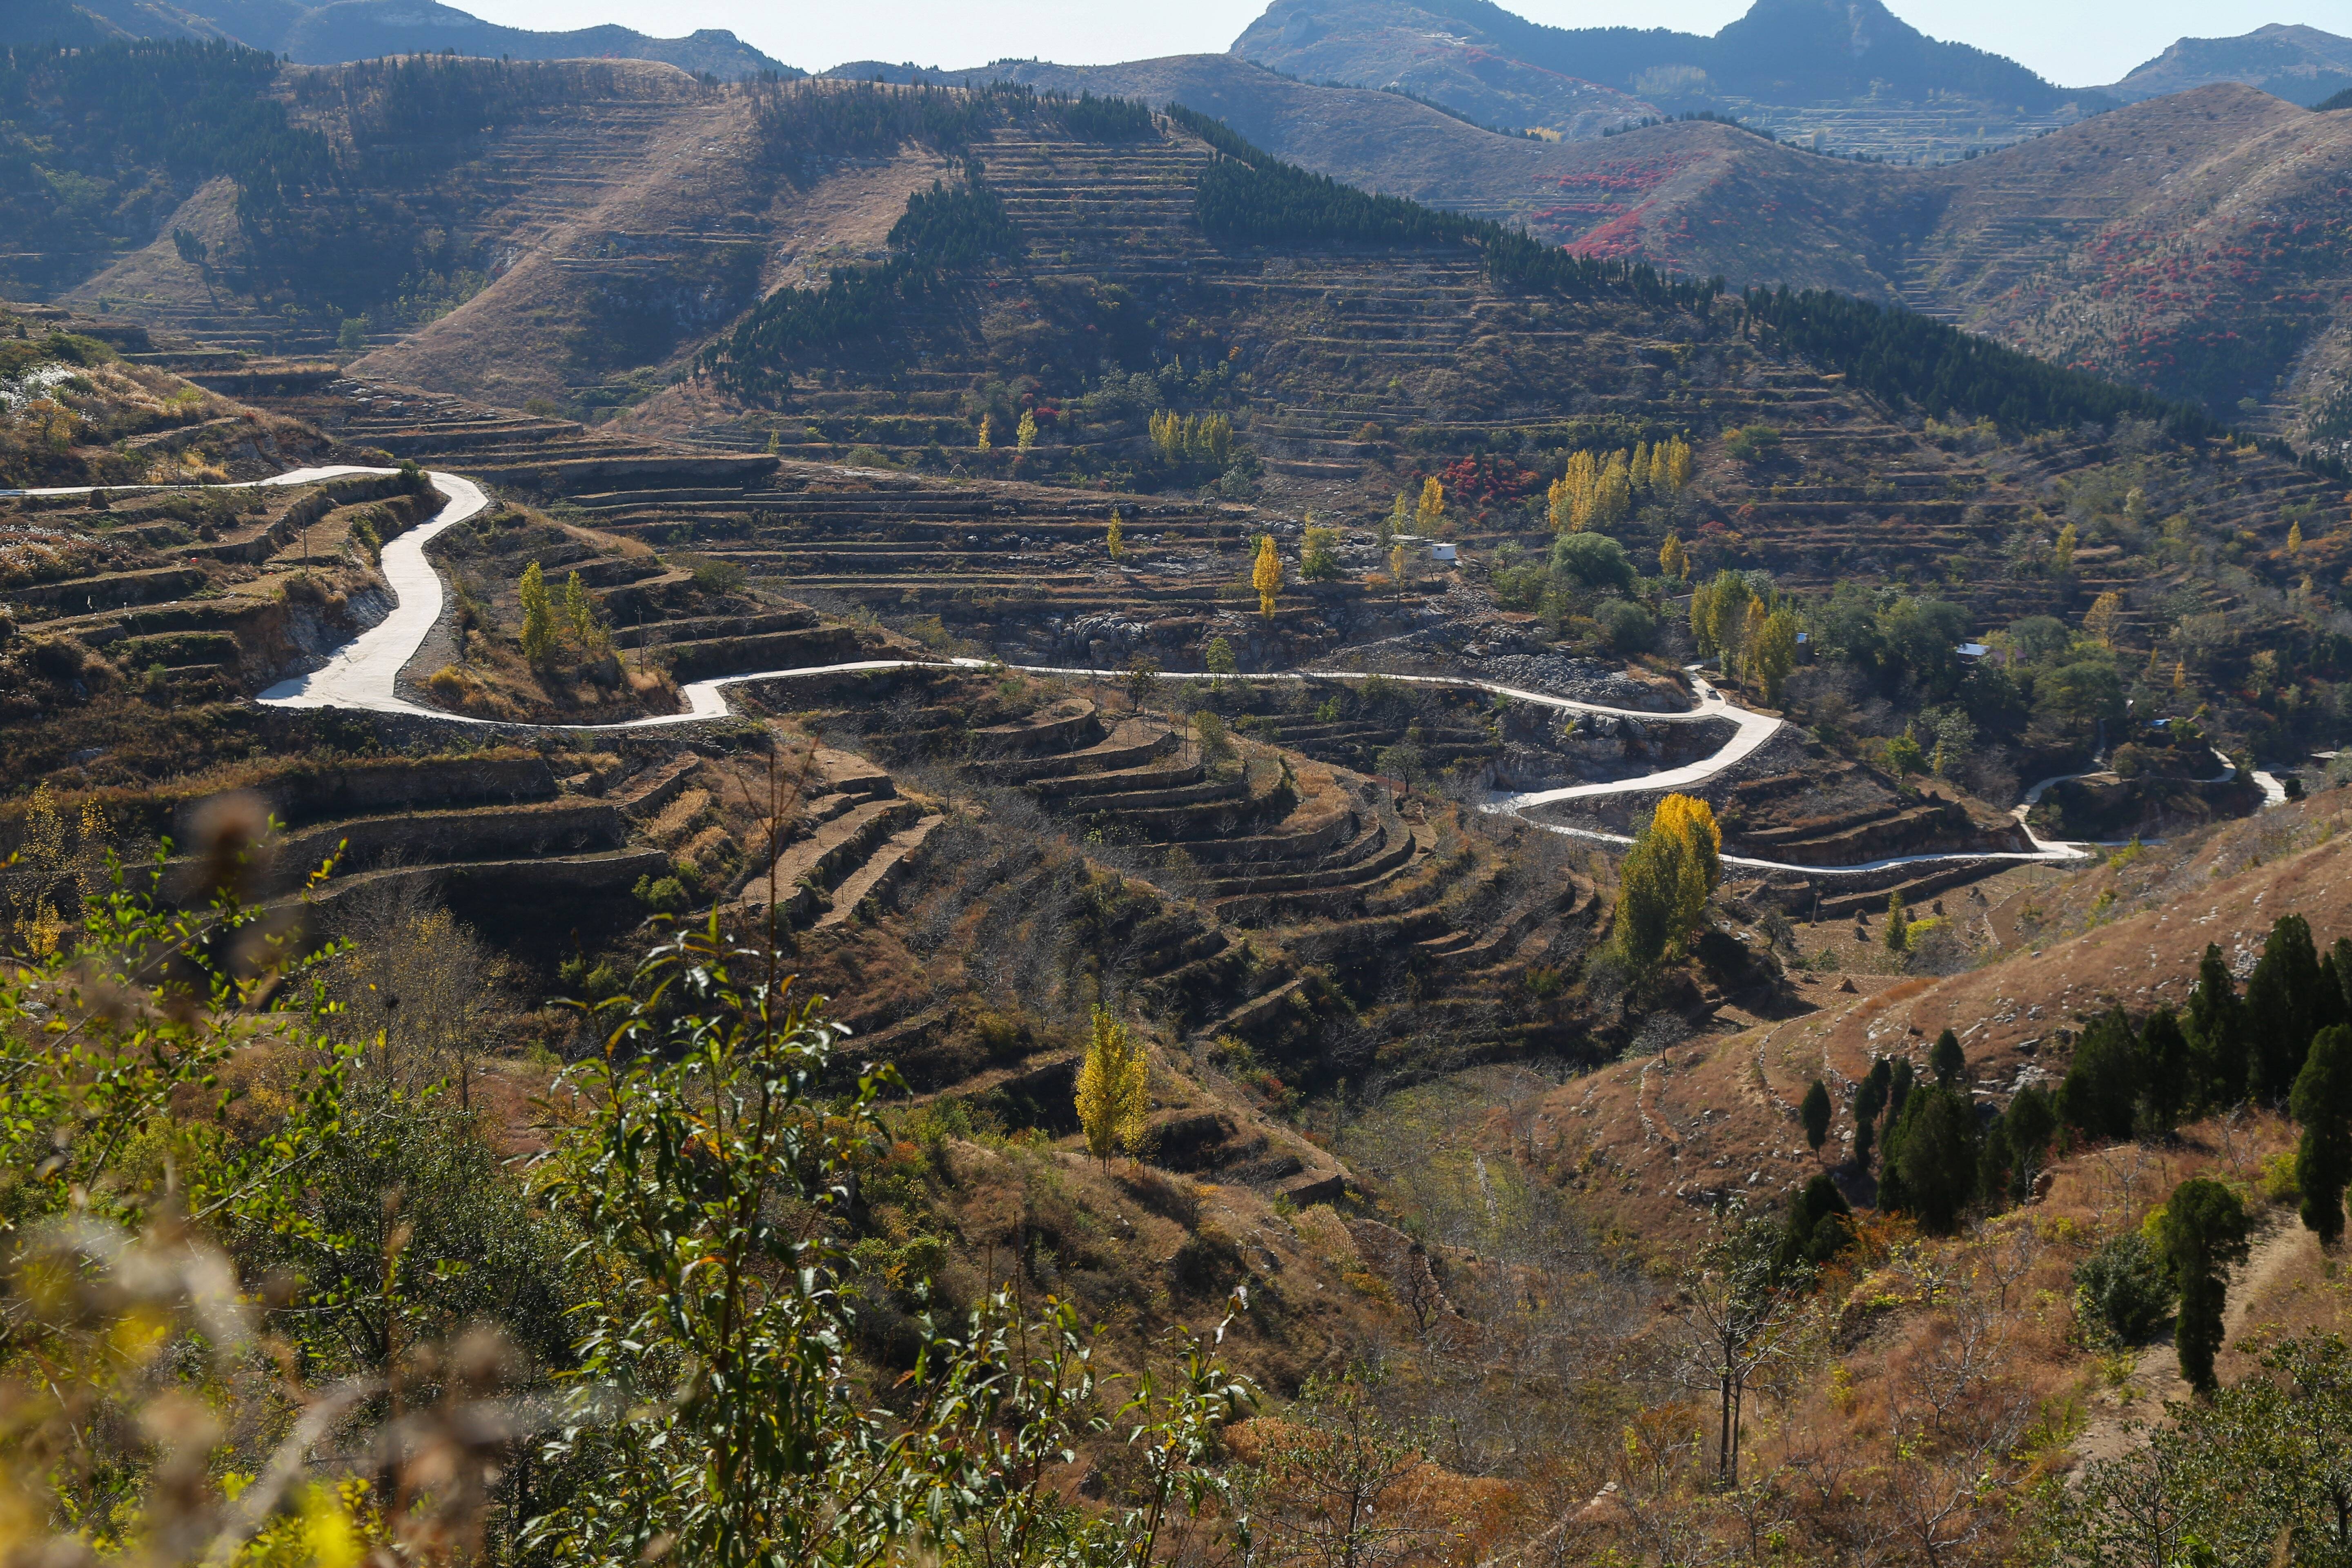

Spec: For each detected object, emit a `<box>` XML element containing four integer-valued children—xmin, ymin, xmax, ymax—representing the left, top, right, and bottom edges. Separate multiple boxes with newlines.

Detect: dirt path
<box><xmin>2069</xmin><ymin>1215</ymin><xmax>2317</xmax><ymax>1470</ymax></box>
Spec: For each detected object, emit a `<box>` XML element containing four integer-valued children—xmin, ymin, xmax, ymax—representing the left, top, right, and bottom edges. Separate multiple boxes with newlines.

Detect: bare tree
<box><xmin>1679</xmin><ymin>1203</ymin><xmax>1815</xmax><ymax>1488</ymax></box>
<box><xmin>1236</xmin><ymin>1363</ymin><xmax>1457</xmax><ymax>1568</ymax></box>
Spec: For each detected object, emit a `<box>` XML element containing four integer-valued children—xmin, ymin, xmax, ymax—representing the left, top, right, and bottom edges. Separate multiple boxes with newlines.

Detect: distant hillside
<box><xmin>277</xmin><ymin>2</ymin><xmax>791</xmax><ymax>79</ymax></box>
<box><xmin>889</xmin><ymin>54</ymin><xmax>1652</xmax><ymax>181</ymax></box>
<box><xmin>0</xmin><ymin>0</ymin><xmax>123</xmax><ymax>45</ymax></box>
<box><xmin>833</xmin><ymin>49</ymin><xmax>1655</xmax><ymax>140</ymax></box>
<box><xmin>36</xmin><ymin>0</ymin><xmax>795</xmax><ymax>80</ymax></box>
<box><xmin>1234</xmin><ymin>0</ymin><xmax>2088</xmax><ymax>132</ymax></box>
<box><xmin>2102</xmin><ymin>23</ymin><xmax>2352</xmax><ymax>107</ymax></box>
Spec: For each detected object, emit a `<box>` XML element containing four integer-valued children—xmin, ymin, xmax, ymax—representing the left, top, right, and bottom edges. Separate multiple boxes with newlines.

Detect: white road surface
<box><xmin>15</xmin><ymin>465</ymin><xmax>2282</xmax><ymax>873</ymax></box>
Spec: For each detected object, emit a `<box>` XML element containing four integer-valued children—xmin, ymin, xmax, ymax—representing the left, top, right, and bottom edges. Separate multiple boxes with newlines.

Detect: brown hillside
<box><xmin>351</xmin><ymin>102</ymin><xmax>949</xmax><ymax>412</ymax></box>
<box><xmin>957</xmin><ymin>48</ymin><xmax>1653</xmax><ymax>145</ymax></box>
<box><xmin>1510</xmin><ymin>773</ymin><xmax>2352</xmax><ymax>1255</ymax></box>
<box><xmin>62</xmin><ymin>60</ymin><xmax>715</xmax><ymax>361</ymax></box>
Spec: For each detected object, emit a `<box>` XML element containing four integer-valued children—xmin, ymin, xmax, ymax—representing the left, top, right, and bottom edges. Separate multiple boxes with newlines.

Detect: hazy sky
<box><xmin>457</xmin><ymin>0</ymin><xmax>2352</xmax><ymax>88</ymax></box>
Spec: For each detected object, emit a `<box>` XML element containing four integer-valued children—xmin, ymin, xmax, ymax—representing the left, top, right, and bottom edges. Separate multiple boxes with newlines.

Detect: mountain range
<box><xmin>4</xmin><ymin>0</ymin><xmax>793</xmax><ymax>78</ymax></box>
<box><xmin>2100</xmin><ymin>22</ymin><xmax>2352</xmax><ymax>107</ymax></box>
<box><xmin>1234</xmin><ymin>0</ymin><xmax>2080</xmax><ymax>117</ymax></box>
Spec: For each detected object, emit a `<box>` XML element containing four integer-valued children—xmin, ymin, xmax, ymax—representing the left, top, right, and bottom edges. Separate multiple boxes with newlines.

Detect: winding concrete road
<box><xmin>14</xmin><ymin>465</ymin><xmax>2264</xmax><ymax>875</ymax></box>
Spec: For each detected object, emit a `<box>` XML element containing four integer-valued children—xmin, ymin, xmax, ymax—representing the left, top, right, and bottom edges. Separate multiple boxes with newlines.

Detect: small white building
<box><xmin>1430</xmin><ymin>542</ymin><xmax>1457</xmax><ymax>563</ymax></box>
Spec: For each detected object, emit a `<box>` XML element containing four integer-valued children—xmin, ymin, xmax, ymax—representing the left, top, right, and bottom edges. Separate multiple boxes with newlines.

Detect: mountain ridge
<box><xmin>1234</xmin><ymin>0</ymin><xmax>2089</xmax><ymax>118</ymax></box>
<box><xmin>2100</xmin><ymin>22</ymin><xmax>2352</xmax><ymax>107</ymax></box>
<box><xmin>11</xmin><ymin>0</ymin><xmax>795</xmax><ymax>80</ymax></box>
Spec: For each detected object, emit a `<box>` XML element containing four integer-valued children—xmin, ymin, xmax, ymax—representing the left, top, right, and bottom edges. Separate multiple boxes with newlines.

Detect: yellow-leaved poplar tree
<box><xmin>1613</xmin><ymin>792</ymin><xmax>1721</xmax><ymax>976</ymax></box>
<box><xmin>977</xmin><ymin>414</ymin><xmax>991</xmax><ymax>452</ymax></box>
<box><xmin>564</xmin><ymin>570</ymin><xmax>607</xmax><ymax>653</ymax></box>
<box><xmin>1596</xmin><ymin>450</ymin><xmax>1633</xmax><ymax>525</ymax></box>
<box><xmin>1252</xmin><ymin>534</ymin><xmax>1283</xmax><ymax>617</ymax></box>
<box><xmin>1744</xmin><ymin>606</ymin><xmax>1800</xmax><ymax>705</ymax></box>
<box><xmin>1659</xmin><ymin>530</ymin><xmax>1688</xmax><ymax>582</ymax></box>
<box><xmin>1016</xmin><ymin>410</ymin><xmax>1038</xmax><ymax>450</ymax></box>
<box><xmin>1663</xmin><ymin>436</ymin><xmax>1695</xmax><ymax>492</ymax></box>
<box><xmin>1690</xmin><ymin>570</ymin><xmax>1757</xmax><ymax>662</ymax></box>
<box><xmin>1562</xmin><ymin>450</ymin><xmax>1599</xmax><ymax>530</ymax></box>
<box><xmin>1416</xmin><ymin>476</ymin><xmax>1445</xmax><ymax>533</ymax></box>
<box><xmin>2083</xmin><ymin>590</ymin><xmax>2123</xmax><ymax>647</ymax></box>
<box><xmin>1107</xmin><ymin>510</ymin><xmax>1125</xmax><ymax>560</ymax></box>
<box><xmin>1074</xmin><ymin>1005</ymin><xmax>1150</xmax><ymax>1169</ymax></box>
<box><xmin>1546</xmin><ymin>474</ymin><xmax>1571</xmax><ymax>532</ymax></box>
<box><xmin>2289</xmin><ymin>520</ymin><xmax>2304</xmax><ymax>556</ymax></box>
<box><xmin>519</xmin><ymin>560</ymin><xmax>555</xmax><ymax>663</ymax></box>
<box><xmin>2053</xmin><ymin>520</ymin><xmax>2077</xmax><ymax>575</ymax></box>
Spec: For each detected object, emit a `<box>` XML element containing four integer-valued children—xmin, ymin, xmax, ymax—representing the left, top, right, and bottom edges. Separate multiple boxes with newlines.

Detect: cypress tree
<box><xmin>1854</xmin><ymin>1058</ymin><xmax>1890</xmax><ymax>1169</ymax></box>
<box><xmin>2002</xmin><ymin>1085</ymin><xmax>2058</xmax><ymax>1202</ymax></box>
<box><xmin>2157</xmin><ymin>1177</ymin><xmax>2252</xmax><ymax>1395</ymax></box>
<box><xmin>2245</xmin><ymin>914</ymin><xmax>2323</xmax><ymax>1102</ymax></box>
<box><xmin>1800</xmin><ymin>1079</ymin><xmax>1832</xmax><ymax>1155</ymax></box>
<box><xmin>1888</xmin><ymin>1056</ymin><xmax>1914</xmax><ymax>1121</ymax></box>
<box><xmin>2319</xmin><ymin>948</ymin><xmax>2350</xmax><ymax>1038</ymax></box>
<box><xmin>1977</xmin><ymin>1115</ymin><xmax>2013</xmax><ymax>1209</ymax></box>
<box><xmin>2060</xmin><ymin>1007</ymin><xmax>2142</xmax><ymax>1143</ymax></box>
<box><xmin>2140</xmin><ymin>1006</ymin><xmax>2193</xmax><ymax>1133</ymax></box>
<box><xmin>1886</xmin><ymin>1083</ymin><xmax>1979</xmax><ymax>1234</ymax></box>
<box><xmin>2291</xmin><ymin>1023</ymin><xmax>2352</xmax><ymax>1247</ymax></box>
<box><xmin>1931</xmin><ymin>1027</ymin><xmax>1965</xmax><ymax>1086</ymax></box>
<box><xmin>1774</xmin><ymin>1173</ymin><xmax>1853</xmax><ymax>1276</ymax></box>
<box><xmin>2186</xmin><ymin>943</ymin><xmax>2248</xmax><ymax>1108</ymax></box>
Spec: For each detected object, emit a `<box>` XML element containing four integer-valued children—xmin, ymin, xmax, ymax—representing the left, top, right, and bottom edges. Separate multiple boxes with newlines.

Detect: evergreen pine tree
<box><xmin>1800</xmin><ymin>1079</ymin><xmax>1831</xmax><ymax>1155</ymax></box>
<box><xmin>1931</xmin><ymin>1027</ymin><xmax>1964</xmax><ymax>1086</ymax></box>
<box><xmin>2246</xmin><ymin>914</ymin><xmax>2323</xmax><ymax>1102</ymax></box>
<box><xmin>2291</xmin><ymin>1023</ymin><xmax>2352</xmax><ymax>1247</ymax></box>
<box><xmin>2319</xmin><ymin>947</ymin><xmax>2350</xmax><ymax>1038</ymax></box>
<box><xmin>2060</xmin><ymin>1007</ymin><xmax>2143</xmax><ymax>1143</ymax></box>
<box><xmin>1889</xmin><ymin>1056</ymin><xmax>1914</xmax><ymax>1121</ymax></box>
<box><xmin>1854</xmin><ymin>1058</ymin><xmax>1890</xmax><ymax>1169</ymax></box>
<box><xmin>1774</xmin><ymin>1173</ymin><xmax>1852</xmax><ymax>1276</ymax></box>
<box><xmin>2140</xmin><ymin>1006</ymin><xmax>2194</xmax><ymax>1133</ymax></box>
<box><xmin>2187</xmin><ymin>942</ymin><xmax>2248</xmax><ymax>1108</ymax></box>
<box><xmin>1886</xmin><ymin>1082</ymin><xmax>1979</xmax><ymax>1234</ymax></box>
<box><xmin>2001</xmin><ymin>1084</ymin><xmax>2058</xmax><ymax>1201</ymax></box>
<box><xmin>2158</xmin><ymin>1177</ymin><xmax>2251</xmax><ymax>1395</ymax></box>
